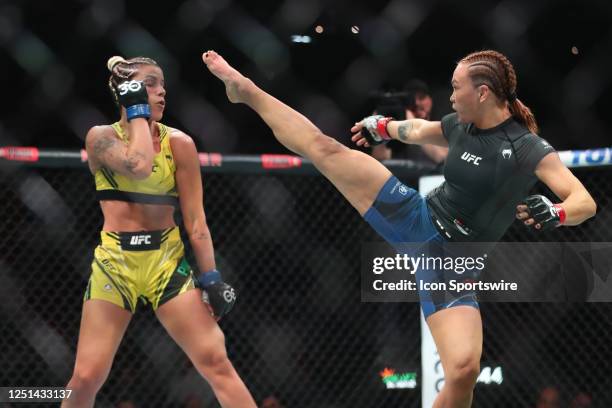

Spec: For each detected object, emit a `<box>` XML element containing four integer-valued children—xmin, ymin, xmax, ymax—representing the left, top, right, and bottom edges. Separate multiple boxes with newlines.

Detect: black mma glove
<box><xmin>196</xmin><ymin>270</ymin><xmax>237</xmax><ymax>320</ymax></box>
<box><xmin>361</xmin><ymin>115</ymin><xmax>394</xmax><ymax>145</ymax></box>
<box><xmin>115</xmin><ymin>80</ymin><xmax>150</xmax><ymax>121</ymax></box>
<box><xmin>521</xmin><ymin>194</ymin><xmax>566</xmax><ymax>232</ymax></box>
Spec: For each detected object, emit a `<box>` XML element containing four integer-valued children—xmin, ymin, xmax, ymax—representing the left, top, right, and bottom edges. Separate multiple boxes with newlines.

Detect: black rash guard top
<box><xmin>426</xmin><ymin>113</ymin><xmax>555</xmax><ymax>242</ymax></box>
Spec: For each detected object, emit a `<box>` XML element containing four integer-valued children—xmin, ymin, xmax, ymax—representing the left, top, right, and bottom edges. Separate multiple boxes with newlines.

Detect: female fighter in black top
<box><xmin>202</xmin><ymin>49</ymin><xmax>596</xmax><ymax>408</ymax></box>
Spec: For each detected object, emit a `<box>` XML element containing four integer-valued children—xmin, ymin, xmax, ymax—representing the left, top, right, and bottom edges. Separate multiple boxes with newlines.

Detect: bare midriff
<box><xmin>100</xmin><ymin>200</ymin><xmax>176</xmax><ymax>232</ymax></box>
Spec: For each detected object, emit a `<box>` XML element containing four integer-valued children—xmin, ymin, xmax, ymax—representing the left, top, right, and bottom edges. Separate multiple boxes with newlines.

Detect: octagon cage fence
<box><xmin>0</xmin><ymin>146</ymin><xmax>611</xmax><ymax>408</ymax></box>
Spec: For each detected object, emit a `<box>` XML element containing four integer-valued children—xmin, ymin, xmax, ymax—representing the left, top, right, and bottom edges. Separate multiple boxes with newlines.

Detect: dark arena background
<box><xmin>1</xmin><ymin>1</ymin><xmax>612</xmax><ymax>407</ymax></box>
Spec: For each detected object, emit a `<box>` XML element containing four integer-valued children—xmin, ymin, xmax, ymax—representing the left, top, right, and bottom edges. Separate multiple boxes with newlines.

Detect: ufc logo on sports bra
<box><xmin>460</xmin><ymin>152</ymin><xmax>482</xmax><ymax>166</ymax></box>
<box><xmin>130</xmin><ymin>235</ymin><xmax>152</xmax><ymax>245</ymax></box>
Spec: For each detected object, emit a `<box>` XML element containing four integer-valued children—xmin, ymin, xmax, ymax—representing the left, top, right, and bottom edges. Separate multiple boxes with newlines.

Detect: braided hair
<box><xmin>106</xmin><ymin>56</ymin><xmax>159</xmax><ymax>109</ymax></box>
<box><xmin>460</xmin><ymin>50</ymin><xmax>538</xmax><ymax>134</ymax></box>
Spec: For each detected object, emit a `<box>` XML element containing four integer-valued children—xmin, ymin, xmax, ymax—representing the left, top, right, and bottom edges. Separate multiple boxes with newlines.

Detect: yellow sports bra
<box><xmin>95</xmin><ymin>122</ymin><xmax>178</xmax><ymax>206</ymax></box>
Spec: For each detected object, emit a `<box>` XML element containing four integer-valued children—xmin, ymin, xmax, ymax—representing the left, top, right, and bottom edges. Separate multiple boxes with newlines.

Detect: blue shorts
<box><xmin>364</xmin><ymin>176</ymin><xmax>479</xmax><ymax>318</ymax></box>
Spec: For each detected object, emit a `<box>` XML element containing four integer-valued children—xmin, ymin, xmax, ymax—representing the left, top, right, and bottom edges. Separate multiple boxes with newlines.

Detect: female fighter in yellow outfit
<box><xmin>62</xmin><ymin>56</ymin><xmax>256</xmax><ymax>408</ymax></box>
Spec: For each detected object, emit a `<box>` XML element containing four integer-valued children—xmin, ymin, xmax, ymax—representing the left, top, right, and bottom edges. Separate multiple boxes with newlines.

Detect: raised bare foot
<box><xmin>202</xmin><ymin>50</ymin><xmax>252</xmax><ymax>104</ymax></box>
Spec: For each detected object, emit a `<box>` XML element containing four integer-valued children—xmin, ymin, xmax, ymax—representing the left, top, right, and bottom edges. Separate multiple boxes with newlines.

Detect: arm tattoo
<box><xmin>93</xmin><ymin>134</ymin><xmax>144</xmax><ymax>174</ymax></box>
<box><xmin>92</xmin><ymin>135</ymin><xmax>117</xmax><ymax>158</ymax></box>
<box><xmin>397</xmin><ymin>122</ymin><xmax>413</xmax><ymax>143</ymax></box>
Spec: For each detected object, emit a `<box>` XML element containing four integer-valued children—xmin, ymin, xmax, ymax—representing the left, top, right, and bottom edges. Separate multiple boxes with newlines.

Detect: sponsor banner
<box><xmin>1</xmin><ymin>148</ymin><xmax>611</xmax><ymax>170</ymax></box>
<box><xmin>198</xmin><ymin>153</ymin><xmax>223</xmax><ymax>167</ymax></box>
<box><xmin>559</xmin><ymin>148</ymin><xmax>612</xmax><ymax>167</ymax></box>
<box><xmin>0</xmin><ymin>147</ymin><xmax>39</xmax><ymax>162</ymax></box>
<box><xmin>261</xmin><ymin>154</ymin><xmax>302</xmax><ymax>169</ymax></box>
<box><xmin>379</xmin><ymin>368</ymin><xmax>418</xmax><ymax>389</ymax></box>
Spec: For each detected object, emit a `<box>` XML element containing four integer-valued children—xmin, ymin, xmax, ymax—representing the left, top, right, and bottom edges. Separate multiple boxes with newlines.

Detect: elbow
<box><xmin>576</xmin><ymin>193</ymin><xmax>597</xmax><ymax>223</ymax></box>
<box><xmin>184</xmin><ymin>216</ymin><xmax>210</xmax><ymax>240</ymax></box>
<box><xmin>127</xmin><ymin>158</ymin><xmax>154</xmax><ymax>180</ymax></box>
<box><xmin>130</xmin><ymin>166</ymin><xmax>153</xmax><ymax>180</ymax></box>
<box><xmin>587</xmin><ymin>197</ymin><xmax>597</xmax><ymax>219</ymax></box>
<box><xmin>188</xmin><ymin>228</ymin><xmax>211</xmax><ymax>243</ymax></box>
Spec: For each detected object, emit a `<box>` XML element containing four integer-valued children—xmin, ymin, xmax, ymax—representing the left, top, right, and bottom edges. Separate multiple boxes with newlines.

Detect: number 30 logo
<box><xmin>117</xmin><ymin>80</ymin><xmax>142</xmax><ymax>95</ymax></box>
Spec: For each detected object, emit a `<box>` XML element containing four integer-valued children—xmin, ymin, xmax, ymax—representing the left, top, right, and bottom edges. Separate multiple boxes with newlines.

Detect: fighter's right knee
<box><xmin>307</xmin><ymin>132</ymin><xmax>347</xmax><ymax>162</ymax></box>
<box><xmin>67</xmin><ymin>367</ymin><xmax>108</xmax><ymax>397</ymax></box>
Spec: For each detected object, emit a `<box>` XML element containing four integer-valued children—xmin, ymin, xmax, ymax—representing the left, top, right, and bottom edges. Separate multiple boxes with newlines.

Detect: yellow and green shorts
<box><xmin>84</xmin><ymin>227</ymin><xmax>196</xmax><ymax>312</ymax></box>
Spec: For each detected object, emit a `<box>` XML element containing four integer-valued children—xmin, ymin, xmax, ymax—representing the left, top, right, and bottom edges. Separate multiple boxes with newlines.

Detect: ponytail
<box><xmin>510</xmin><ymin>98</ymin><xmax>538</xmax><ymax>134</ymax></box>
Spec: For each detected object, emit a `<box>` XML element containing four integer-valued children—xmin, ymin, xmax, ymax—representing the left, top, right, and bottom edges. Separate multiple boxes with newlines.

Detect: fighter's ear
<box><xmin>477</xmin><ymin>84</ymin><xmax>490</xmax><ymax>102</ymax></box>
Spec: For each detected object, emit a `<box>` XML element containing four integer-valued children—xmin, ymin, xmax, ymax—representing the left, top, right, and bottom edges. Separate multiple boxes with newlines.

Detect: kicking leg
<box><xmin>203</xmin><ymin>50</ymin><xmax>392</xmax><ymax>215</ymax></box>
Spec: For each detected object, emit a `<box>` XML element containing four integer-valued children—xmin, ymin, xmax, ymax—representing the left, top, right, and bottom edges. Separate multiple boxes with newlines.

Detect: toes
<box><xmin>202</xmin><ymin>50</ymin><xmax>216</xmax><ymax>63</ymax></box>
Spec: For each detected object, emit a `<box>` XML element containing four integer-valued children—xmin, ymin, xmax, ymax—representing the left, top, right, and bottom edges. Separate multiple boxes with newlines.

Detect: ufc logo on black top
<box><xmin>117</xmin><ymin>80</ymin><xmax>143</xmax><ymax>96</ymax></box>
<box><xmin>461</xmin><ymin>152</ymin><xmax>482</xmax><ymax>166</ymax></box>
